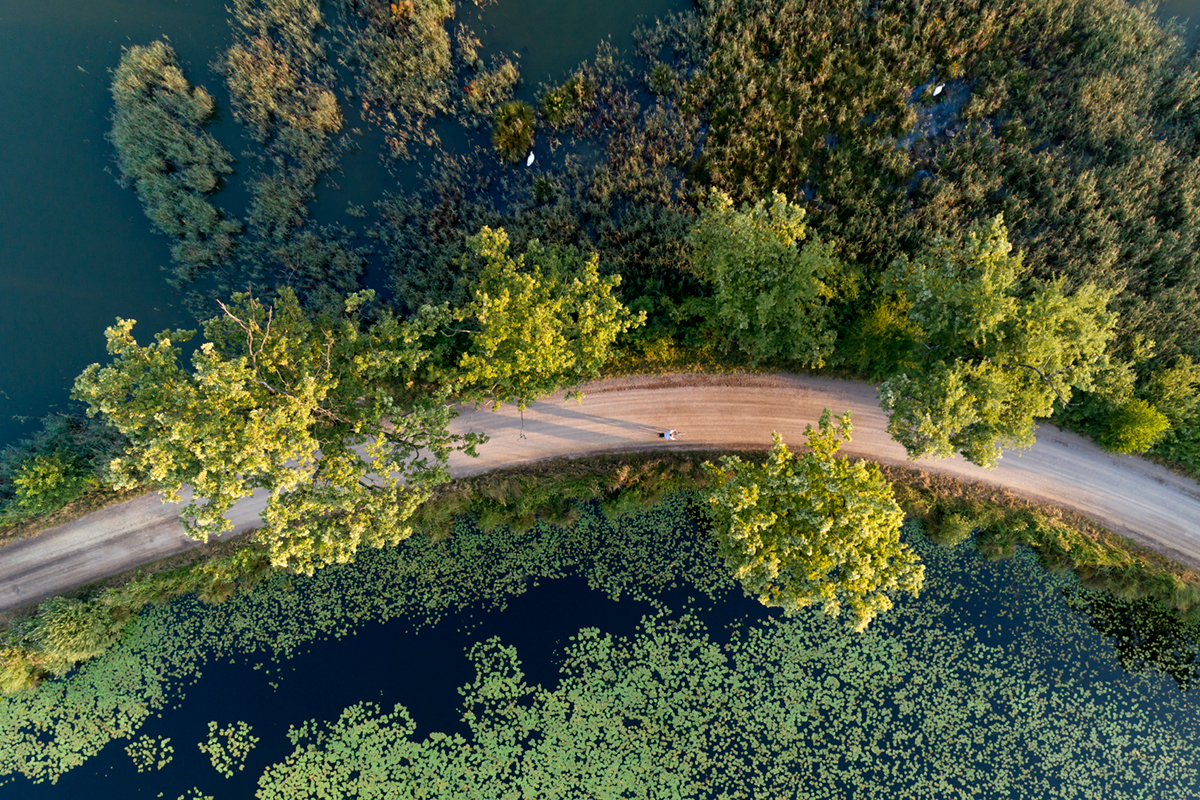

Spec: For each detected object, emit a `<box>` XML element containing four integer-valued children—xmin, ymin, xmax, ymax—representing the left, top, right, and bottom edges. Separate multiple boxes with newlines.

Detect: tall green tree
<box><xmin>879</xmin><ymin>216</ymin><xmax>1117</xmax><ymax>468</ymax></box>
<box><xmin>73</xmin><ymin>289</ymin><xmax>484</xmax><ymax>575</ymax></box>
<box><xmin>702</xmin><ymin>411</ymin><xmax>924</xmax><ymax>631</ymax></box>
<box><xmin>688</xmin><ymin>190</ymin><xmax>855</xmax><ymax>366</ymax></box>
<box><xmin>445</xmin><ymin>227</ymin><xmax>645</xmax><ymax>410</ymax></box>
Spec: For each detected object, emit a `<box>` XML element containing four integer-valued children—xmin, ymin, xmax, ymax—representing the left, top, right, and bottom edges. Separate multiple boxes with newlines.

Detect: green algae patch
<box><xmin>125</xmin><ymin>734</ymin><xmax>174</xmax><ymax>773</ymax></box>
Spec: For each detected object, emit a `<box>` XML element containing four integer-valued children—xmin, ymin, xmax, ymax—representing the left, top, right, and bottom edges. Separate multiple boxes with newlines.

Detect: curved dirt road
<box><xmin>3</xmin><ymin>373</ymin><xmax>1199</xmax><ymax>612</ymax></box>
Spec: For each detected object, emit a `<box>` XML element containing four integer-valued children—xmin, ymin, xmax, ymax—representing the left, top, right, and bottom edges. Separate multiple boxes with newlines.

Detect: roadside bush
<box><xmin>1099</xmin><ymin>399</ymin><xmax>1171</xmax><ymax>455</ymax></box>
<box><xmin>0</xmin><ymin>648</ymin><xmax>40</xmax><ymax>694</ymax></box>
<box><xmin>927</xmin><ymin>511</ymin><xmax>979</xmax><ymax>548</ymax></box>
<box><xmin>32</xmin><ymin>597</ymin><xmax>128</xmax><ymax>676</ymax></box>
<box><xmin>0</xmin><ymin>411</ymin><xmax>132</xmax><ymax>527</ymax></box>
<box><xmin>11</xmin><ymin>454</ymin><xmax>92</xmax><ymax>517</ymax></box>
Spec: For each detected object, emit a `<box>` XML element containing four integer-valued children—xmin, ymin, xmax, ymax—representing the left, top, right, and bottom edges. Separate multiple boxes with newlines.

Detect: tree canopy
<box><xmin>73</xmin><ymin>288</ymin><xmax>484</xmax><ymax>574</ymax></box>
<box><xmin>688</xmin><ymin>190</ymin><xmax>854</xmax><ymax>366</ymax></box>
<box><xmin>702</xmin><ymin>411</ymin><xmax>924</xmax><ymax>631</ymax></box>
<box><xmin>445</xmin><ymin>227</ymin><xmax>645</xmax><ymax>410</ymax></box>
<box><xmin>878</xmin><ymin>216</ymin><xmax>1117</xmax><ymax>468</ymax></box>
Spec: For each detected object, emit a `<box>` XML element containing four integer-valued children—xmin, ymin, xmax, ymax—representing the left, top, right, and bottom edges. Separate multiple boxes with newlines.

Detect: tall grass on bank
<box><xmin>0</xmin><ymin>412</ymin><xmax>139</xmax><ymax>538</ymax></box>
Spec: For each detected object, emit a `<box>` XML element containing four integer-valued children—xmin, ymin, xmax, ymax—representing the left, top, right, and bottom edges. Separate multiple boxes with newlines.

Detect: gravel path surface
<box><xmin>3</xmin><ymin>373</ymin><xmax>1198</xmax><ymax>612</ymax></box>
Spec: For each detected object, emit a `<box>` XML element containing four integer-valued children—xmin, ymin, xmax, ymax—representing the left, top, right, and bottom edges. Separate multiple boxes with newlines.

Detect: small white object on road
<box><xmin>526</xmin><ymin>151</ymin><xmax>535</xmax><ymax>166</ymax></box>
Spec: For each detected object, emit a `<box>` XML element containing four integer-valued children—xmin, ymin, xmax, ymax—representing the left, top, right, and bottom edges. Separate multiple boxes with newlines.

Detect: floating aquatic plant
<box><xmin>197</xmin><ymin>720</ymin><xmax>259</xmax><ymax>778</ymax></box>
<box><xmin>125</xmin><ymin>734</ymin><xmax>174</xmax><ymax>773</ymax></box>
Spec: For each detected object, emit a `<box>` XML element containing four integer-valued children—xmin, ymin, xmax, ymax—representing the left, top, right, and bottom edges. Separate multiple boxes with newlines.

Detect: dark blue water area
<box><xmin>0</xmin><ymin>0</ymin><xmax>231</xmax><ymax>447</ymax></box>
<box><xmin>2</xmin><ymin>535</ymin><xmax>1197</xmax><ymax>798</ymax></box>
<box><xmin>0</xmin><ymin>575</ymin><xmax>769</xmax><ymax>799</ymax></box>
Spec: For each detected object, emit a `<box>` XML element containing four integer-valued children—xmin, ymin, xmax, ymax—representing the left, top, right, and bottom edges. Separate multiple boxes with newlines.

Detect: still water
<box><xmin>0</xmin><ymin>0</ymin><xmax>686</xmax><ymax>448</ymax></box>
<box><xmin>0</xmin><ymin>504</ymin><xmax>1196</xmax><ymax>798</ymax></box>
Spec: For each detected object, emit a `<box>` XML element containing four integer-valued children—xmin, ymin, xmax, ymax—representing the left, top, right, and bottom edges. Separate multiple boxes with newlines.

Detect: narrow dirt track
<box><xmin>3</xmin><ymin>373</ymin><xmax>1199</xmax><ymax>613</ymax></box>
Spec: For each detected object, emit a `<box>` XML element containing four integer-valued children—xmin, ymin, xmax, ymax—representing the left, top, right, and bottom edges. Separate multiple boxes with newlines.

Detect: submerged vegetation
<box><xmin>108</xmin><ymin>41</ymin><xmax>241</xmax><ymax>286</ymax></box>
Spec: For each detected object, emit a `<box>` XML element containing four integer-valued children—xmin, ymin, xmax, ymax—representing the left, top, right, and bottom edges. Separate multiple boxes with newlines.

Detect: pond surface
<box><xmin>0</xmin><ymin>501</ymin><xmax>1196</xmax><ymax>798</ymax></box>
<box><xmin>0</xmin><ymin>0</ymin><xmax>686</xmax><ymax>448</ymax></box>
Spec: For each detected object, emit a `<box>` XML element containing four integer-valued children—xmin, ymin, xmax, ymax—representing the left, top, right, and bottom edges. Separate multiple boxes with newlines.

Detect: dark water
<box><xmin>1159</xmin><ymin>0</ymin><xmax>1200</xmax><ymax>44</ymax></box>
<box><xmin>0</xmin><ymin>0</ymin><xmax>686</xmax><ymax>448</ymax></box>
<box><xmin>5</xmin><ymin>576</ymin><xmax>750</xmax><ymax>799</ymax></box>
<box><xmin>3</xmin><ymin>539</ymin><xmax>1194</xmax><ymax>798</ymax></box>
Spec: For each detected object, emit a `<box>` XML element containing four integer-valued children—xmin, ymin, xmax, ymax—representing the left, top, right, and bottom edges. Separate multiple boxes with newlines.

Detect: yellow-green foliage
<box><xmin>1</xmin><ymin>479</ymin><xmax>1198</xmax><ymax>791</ymax></box>
<box><xmin>198</xmin><ymin>720</ymin><xmax>259</xmax><ymax>778</ymax></box>
<box><xmin>72</xmin><ymin>288</ymin><xmax>483</xmax><ymax>573</ymax></box>
<box><xmin>11</xmin><ymin>453</ymin><xmax>91</xmax><ymax>516</ymax></box>
<box><xmin>447</xmin><ymin>227</ymin><xmax>645</xmax><ymax>410</ymax></box>
<box><xmin>0</xmin><ymin>648</ymin><xmax>40</xmax><ymax>695</ymax></box>
<box><xmin>704</xmin><ymin>412</ymin><xmax>924</xmax><ymax>630</ymax></box>
<box><xmin>1100</xmin><ymin>398</ymin><xmax>1171</xmax><ymax>454</ymax></box>
<box><xmin>108</xmin><ymin>40</ymin><xmax>241</xmax><ymax>284</ymax></box>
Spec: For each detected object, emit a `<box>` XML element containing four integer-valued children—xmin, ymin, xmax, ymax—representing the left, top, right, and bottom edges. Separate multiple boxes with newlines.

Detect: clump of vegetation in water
<box><xmin>125</xmin><ymin>734</ymin><xmax>174</xmax><ymax>773</ymax></box>
<box><xmin>198</xmin><ymin>720</ymin><xmax>259</xmax><ymax>777</ymax></box>
<box><xmin>334</xmin><ymin>0</ymin><xmax>455</xmax><ymax>159</ymax></box>
<box><xmin>108</xmin><ymin>41</ymin><xmax>241</xmax><ymax>286</ymax></box>
<box><xmin>491</xmin><ymin>100</ymin><xmax>536</xmax><ymax>162</ymax></box>
<box><xmin>539</xmin><ymin>72</ymin><xmax>596</xmax><ymax>127</ymax></box>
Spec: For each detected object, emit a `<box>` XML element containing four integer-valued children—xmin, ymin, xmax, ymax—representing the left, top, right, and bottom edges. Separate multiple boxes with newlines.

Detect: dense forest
<box><xmin>4</xmin><ymin>0</ymin><xmax>1200</xmax><ymax>691</ymax></box>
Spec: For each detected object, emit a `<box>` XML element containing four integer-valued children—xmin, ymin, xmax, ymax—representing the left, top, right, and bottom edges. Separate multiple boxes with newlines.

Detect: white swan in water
<box><xmin>526</xmin><ymin>151</ymin><xmax>535</xmax><ymax>166</ymax></box>
<box><xmin>933</xmin><ymin>83</ymin><xmax>945</xmax><ymax>96</ymax></box>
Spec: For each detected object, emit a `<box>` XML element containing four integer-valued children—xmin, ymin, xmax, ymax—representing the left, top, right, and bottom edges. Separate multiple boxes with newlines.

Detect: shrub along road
<box><xmin>2</xmin><ymin>373</ymin><xmax>1199</xmax><ymax>612</ymax></box>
